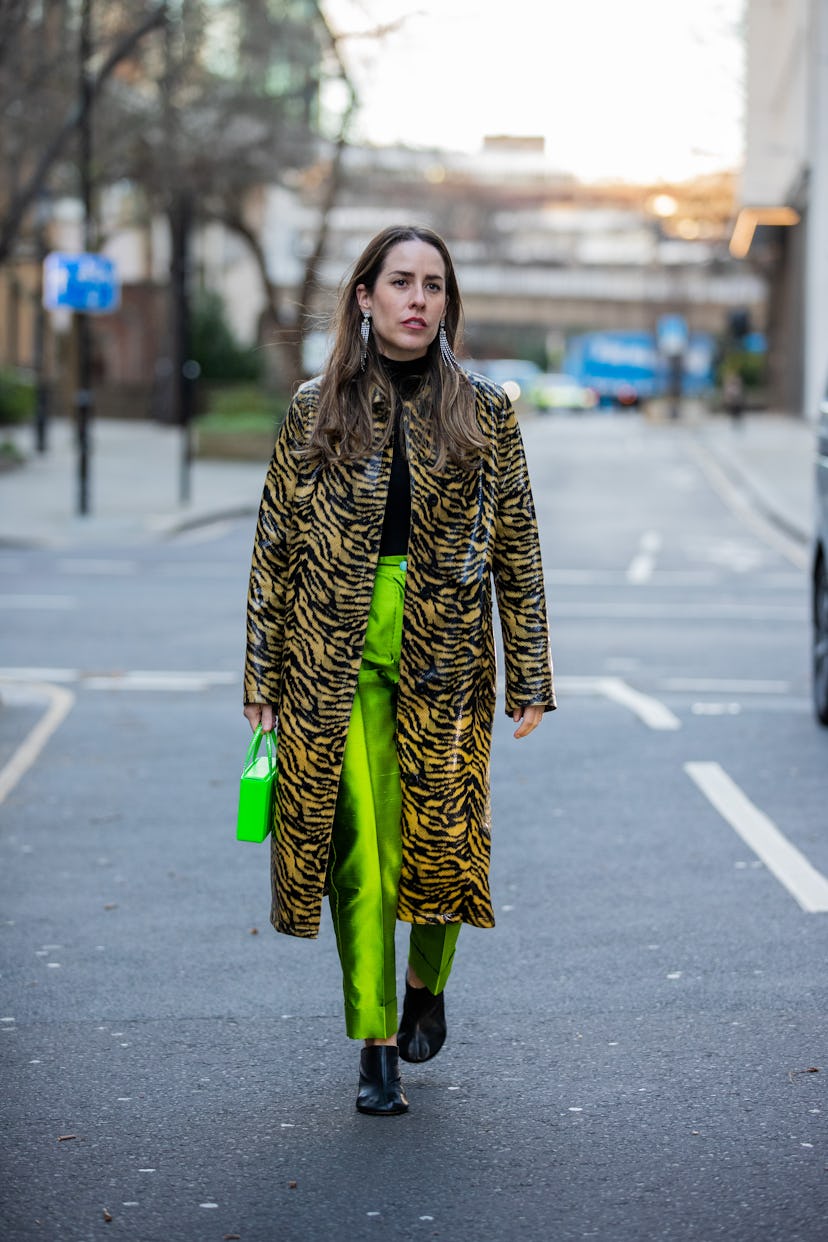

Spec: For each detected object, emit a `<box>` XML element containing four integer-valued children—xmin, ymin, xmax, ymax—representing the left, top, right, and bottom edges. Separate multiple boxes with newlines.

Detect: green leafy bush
<box><xmin>191</xmin><ymin>291</ymin><xmax>261</xmax><ymax>382</ymax></box>
<box><xmin>0</xmin><ymin>368</ymin><xmax>35</xmax><ymax>424</ymax></box>
<box><xmin>199</xmin><ymin>383</ymin><xmax>287</xmax><ymax>430</ymax></box>
<box><xmin>195</xmin><ymin>382</ymin><xmax>290</xmax><ymax>459</ymax></box>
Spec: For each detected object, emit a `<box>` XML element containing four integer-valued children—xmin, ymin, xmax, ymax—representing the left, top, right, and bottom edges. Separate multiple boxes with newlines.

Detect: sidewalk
<box><xmin>0</xmin><ymin>409</ymin><xmax>818</xmax><ymax>551</ymax></box>
<box><xmin>0</xmin><ymin>417</ymin><xmax>268</xmax><ymax>548</ymax></box>
<box><xmin>693</xmin><ymin>411</ymin><xmax>816</xmax><ymax>546</ymax></box>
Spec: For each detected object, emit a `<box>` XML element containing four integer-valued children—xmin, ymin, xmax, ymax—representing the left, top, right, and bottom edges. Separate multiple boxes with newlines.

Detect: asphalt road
<box><xmin>1</xmin><ymin>413</ymin><xmax>826</xmax><ymax>1242</ymax></box>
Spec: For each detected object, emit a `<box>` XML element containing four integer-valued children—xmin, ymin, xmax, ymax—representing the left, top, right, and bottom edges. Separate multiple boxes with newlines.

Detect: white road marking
<box><xmin>157</xmin><ymin>562</ymin><xmax>240</xmax><ymax>578</ymax></box>
<box><xmin>626</xmin><ymin>556</ymin><xmax>653</xmax><ymax>584</ymax></box>
<box><xmin>0</xmin><ymin>667</ymin><xmax>79</xmax><ymax>683</ymax></box>
<box><xmin>0</xmin><ymin>595</ymin><xmax>77</xmax><ymax>610</ymax></box>
<box><xmin>0</xmin><ymin>667</ymin><xmax>238</xmax><ymax>692</ymax></box>
<box><xmin>0</xmin><ymin>682</ymin><xmax>76</xmax><ymax>805</ymax></box>
<box><xmin>626</xmin><ymin>531</ymin><xmax>662</xmax><ymax>584</ymax></box>
<box><xmin>685</xmin><ymin>761</ymin><xmax>828</xmax><ymax>913</ymax></box>
<box><xmin>545</xmin><ymin>570</ymin><xmax>720</xmax><ymax>586</ymax></box>
<box><xmin>599</xmin><ymin>677</ymin><xmax>681</xmax><ymax>730</ymax></box>
<box><xmin>661</xmin><ymin>678</ymin><xmax>790</xmax><ymax>693</ymax></box>
<box><xmin>556</xmin><ymin>676</ymin><xmax>681</xmax><ymax>730</ymax></box>
<box><xmin>553</xmin><ymin>602</ymin><xmax>803</xmax><ymax>621</ymax></box>
<box><xmin>85</xmin><ymin>671</ymin><xmax>237</xmax><ymax>692</ymax></box>
<box><xmin>57</xmin><ymin>558</ymin><xmax>137</xmax><ymax>575</ymax></box>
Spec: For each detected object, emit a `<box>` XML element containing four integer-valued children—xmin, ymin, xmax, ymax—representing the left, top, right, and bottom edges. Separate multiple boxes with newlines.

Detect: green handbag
<box><xmin>236</xmin><ymin>725</ymin><xmax>277</xmax><ymax>843</ymax></box>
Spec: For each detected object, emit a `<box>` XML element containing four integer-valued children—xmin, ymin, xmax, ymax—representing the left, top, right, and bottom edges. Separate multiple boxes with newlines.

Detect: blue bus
<box><xmin>564</xmin><ymin>330</ymin><xmax>717</xmax><ymax>406</ymax></box>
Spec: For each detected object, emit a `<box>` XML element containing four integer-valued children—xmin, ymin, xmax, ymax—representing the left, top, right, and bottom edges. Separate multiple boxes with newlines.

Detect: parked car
<box><xmin>527</xmin><ymin>371</ymin><xmax>598</xmax><ymax>414</ymax></box>
<box><xmin>813</xmin><ymin>379</ymin><xmax>828</xmax><ymax>724</ymax></box>
<box><xmin>464</xmin><ymin>358</ymin><xmax>541</xmax><ymax>404</ymax></box>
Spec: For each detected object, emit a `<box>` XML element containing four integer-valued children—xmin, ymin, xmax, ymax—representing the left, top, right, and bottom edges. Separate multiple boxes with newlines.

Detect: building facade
<box><xmin>734</xmin><ymin>0</ymin><xmax>828</xmax><ymax>416</ymax></box>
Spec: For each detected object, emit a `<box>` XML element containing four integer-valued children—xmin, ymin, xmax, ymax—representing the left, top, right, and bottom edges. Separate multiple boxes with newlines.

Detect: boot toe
<box><xmin>397</xmin><ymin>986</ymin><xmax>447</xmax><ymax>1064</ymax></box>
<box><xmin>356</xmin><ymin>1046</ymin><xmax>409</xmax><ymax>1115</ymax></box>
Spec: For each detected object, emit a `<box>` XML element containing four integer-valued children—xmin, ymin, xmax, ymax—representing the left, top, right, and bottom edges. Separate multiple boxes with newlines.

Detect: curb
<box><xmin>154</xmin><ymin>504</ymin><xmax>259</xmax><ymax>540</ymax></box>
<box><xmin>696</xmin><ymin>432</ymin><xmax>811</xmax><ymax>548</ymax></box>
<box><xmin>0</xmin><ymin>505</ymin><xmax>259</xmax><ymax>550</ymax></box>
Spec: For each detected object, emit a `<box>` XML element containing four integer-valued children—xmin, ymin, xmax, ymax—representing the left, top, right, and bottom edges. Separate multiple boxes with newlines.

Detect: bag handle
<box><xmin>245</xmin><ymin>724</ymin><xmax>276</xmax><ymax>772</ymax></box>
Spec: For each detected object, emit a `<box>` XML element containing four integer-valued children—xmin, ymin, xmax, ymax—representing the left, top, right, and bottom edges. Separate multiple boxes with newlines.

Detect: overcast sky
<box><xmin>323</xmin><ymin>0</ymin><xmax>746</xmax><ymax>182</ymax></box>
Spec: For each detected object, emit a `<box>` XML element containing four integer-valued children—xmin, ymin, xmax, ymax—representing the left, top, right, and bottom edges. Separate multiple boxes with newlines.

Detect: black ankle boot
<box><xmin>356</xmin><ymin>1046</ymin><xmax>409</xmax><ymax>1116</ymax></box>
<box><xmin>397</xmin><ymin>982</ymin><xmax>447</xmax><ymax>1063</ymax></box>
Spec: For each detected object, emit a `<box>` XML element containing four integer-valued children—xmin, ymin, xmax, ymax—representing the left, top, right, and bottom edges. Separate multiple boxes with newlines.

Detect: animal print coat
<box><xmin>244</xmin><ymin>373</ymin><xmax>555</xmax><ymax>938</ymax></box>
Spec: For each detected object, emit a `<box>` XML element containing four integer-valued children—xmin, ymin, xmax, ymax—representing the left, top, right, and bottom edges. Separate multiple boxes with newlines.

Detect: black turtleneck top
<box><xmin>378</xmin><ymin>355</ymin><xmax>425</xmax><ymax>557</ymax></box>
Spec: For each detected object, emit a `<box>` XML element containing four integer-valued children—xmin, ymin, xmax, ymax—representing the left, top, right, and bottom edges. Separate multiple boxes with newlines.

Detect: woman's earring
<box><xmin>439</xmin><ymin>319</ymin><xmax>459</xmax><ymax>370</ymax></box>
<box><xmin>360</xmin><ymin>311</ymin><xmax>371</xmax><ymax>370</ymax></box>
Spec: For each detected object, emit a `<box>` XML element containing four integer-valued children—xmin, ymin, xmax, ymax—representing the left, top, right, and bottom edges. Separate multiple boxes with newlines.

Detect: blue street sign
<box><xmin>43</xmin><ymin>251</ymin><xmax>120</xmax><ymax>314</ymax></box>
<box><xmin>657</xmin><ymin>313</ymin><xmax>689</xmax><ymax>356</ymax></box>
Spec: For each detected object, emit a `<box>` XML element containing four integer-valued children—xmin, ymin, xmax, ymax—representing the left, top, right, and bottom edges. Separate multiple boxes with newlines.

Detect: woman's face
<box><xmin>356</xmin><ymin>239</ymin><xmax>448</xmax><ymax>361</ymax></box>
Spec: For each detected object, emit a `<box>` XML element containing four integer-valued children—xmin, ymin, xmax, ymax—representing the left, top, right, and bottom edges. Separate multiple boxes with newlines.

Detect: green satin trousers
<box><xmin>328</xmin><ymin>556</ymin><xmax>461</xmax><ymax>1040</ymax></box>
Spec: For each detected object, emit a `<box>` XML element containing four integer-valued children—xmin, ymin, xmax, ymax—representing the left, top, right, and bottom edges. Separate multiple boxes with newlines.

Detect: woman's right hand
<box><xmin>243</xmin><ymin>703</ymin><xmax>276</xmax><ymax>733</ymax></box>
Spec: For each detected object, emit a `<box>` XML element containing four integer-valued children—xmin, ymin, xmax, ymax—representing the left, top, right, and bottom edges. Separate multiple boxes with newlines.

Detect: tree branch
<box><xmin>0</xmin><ymin>4</ymin><xmax>166</xmax><ymax>265</ymax></box>
<box><xmin>215</xmin><ymin>207</ymin><xmax>283</xmax><ymax>328</ymax></box>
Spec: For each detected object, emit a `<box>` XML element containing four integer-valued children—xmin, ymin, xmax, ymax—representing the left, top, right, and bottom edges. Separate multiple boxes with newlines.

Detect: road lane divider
<box><xmin>0</xmin><ymin>682</ymin><xmax>75</xmax><ymax>806</ymax></box>
<box><xmin>627</xmin><ymin>530</ymin><xmax>662</xmax><ymax>584</ymax></box>
<box><xmin>685</xmin><ymin>761</ymin><xmax>828</xmax><ymax>913</ymax></box>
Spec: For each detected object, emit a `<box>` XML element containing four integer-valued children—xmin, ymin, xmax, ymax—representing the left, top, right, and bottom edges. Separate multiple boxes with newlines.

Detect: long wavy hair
<box><xmin>307</xmin><ymin>225</ymin><xmax>485</xmax><ymax>471</ymax></box>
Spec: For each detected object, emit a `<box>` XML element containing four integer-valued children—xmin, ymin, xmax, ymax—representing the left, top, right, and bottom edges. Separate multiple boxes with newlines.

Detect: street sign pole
<box><xmin>33</xmin><ymin>195</ymin><xmax>51</xmax><ymax>455</ymax></box>
<box><xmin>75</xmin><ymin>0</ymin><xmax>94</xmax><ymax>515</ymax></box>
<box><xmin>657</xmin><ymin>314</ymin><xmax>688</xmax><ymax>421</ymax></box>
<box><xmin>42</xmin><ymin>251</ymin><xmax>121</xmax><ymax>509</ymax></box>
<box><xmin>170</xmin><ymin>190</ymin><xmax>197</xmax><ymax>504</ymax></box>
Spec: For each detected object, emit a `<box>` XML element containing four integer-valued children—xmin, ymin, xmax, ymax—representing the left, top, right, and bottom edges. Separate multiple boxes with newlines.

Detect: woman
<box><xmin>243</xmin><ymin>224</ymin><xmax>554</xmax><ymax>1116</ymax></box>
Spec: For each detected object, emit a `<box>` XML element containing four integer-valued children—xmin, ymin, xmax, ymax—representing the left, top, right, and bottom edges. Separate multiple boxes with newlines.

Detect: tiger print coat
<box><xmin>244</xmin><ymin>372</ymin><xmax>555</xmax><ymax>938</ymax></box>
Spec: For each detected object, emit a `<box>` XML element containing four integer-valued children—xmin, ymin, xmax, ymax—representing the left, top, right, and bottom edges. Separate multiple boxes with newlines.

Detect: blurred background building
<box><xmin>2</xmin><ymin>0</ymin><xmax>824</xmax><ymax>437</ymax></box>
<box><xmin>732</xmin><ymin>0</ymin><xmax>828</xmax><ymax>417</ymax></box>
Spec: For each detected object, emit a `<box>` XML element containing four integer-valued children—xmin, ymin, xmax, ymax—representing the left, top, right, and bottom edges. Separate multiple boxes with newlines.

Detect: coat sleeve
<box><xmin>243</xmin><ymin>392</ymin><xmax>308</xmax><ymax>706</ymax></box>
<box><xmin>490</xmin><ymin>395</ymin><xmax>556</xmax><ymax>715</ymax></box>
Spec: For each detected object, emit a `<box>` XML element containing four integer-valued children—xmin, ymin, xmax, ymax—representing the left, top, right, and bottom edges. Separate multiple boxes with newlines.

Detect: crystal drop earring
<box><xmin>439</xmin><ymin>319</ymin><xmax>459</xmax><ymax>370</ymax></box>
<box><xmin>360</xmin><ymin>311</ymin><xmax>371</xmax><ymax>370</ymax></box>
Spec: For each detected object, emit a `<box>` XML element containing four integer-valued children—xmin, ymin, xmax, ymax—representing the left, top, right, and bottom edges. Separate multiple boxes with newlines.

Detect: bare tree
<box><xmin>0</xmin><ymin>1</ymin><xmax>366</xmax><ymax>390</ymax></box>
<box><xmin>0</xmin><ymin>2</ymin><xmax>166</xmax><ymax>264</ymax></box>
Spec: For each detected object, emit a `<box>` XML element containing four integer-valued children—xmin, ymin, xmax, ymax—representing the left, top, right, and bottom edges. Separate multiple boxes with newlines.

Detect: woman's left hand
<box><xmin>512</xmin><ymin>704</ymin><xmax>545</xmax><ymax>739</ymax></box>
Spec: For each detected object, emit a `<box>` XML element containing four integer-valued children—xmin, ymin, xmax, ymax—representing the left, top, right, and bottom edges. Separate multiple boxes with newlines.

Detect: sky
<box><xmin>323</xmin><ymin>0</ymin><xmax>746</xmax><ymax>183</ymax></box>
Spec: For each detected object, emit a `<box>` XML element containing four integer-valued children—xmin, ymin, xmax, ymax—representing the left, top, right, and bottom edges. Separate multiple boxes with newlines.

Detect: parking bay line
<box><xmin>685</xmin><ymin>761</ymin><xmax>828</xmax><ymax>913</ymax></box>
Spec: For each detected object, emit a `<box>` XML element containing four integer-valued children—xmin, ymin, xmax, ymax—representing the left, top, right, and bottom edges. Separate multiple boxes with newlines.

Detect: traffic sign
<box><xmin>43</xmin><ymin>252</ymin><xmax>120</xmax><ymax>314</ymax></box>
<box><xmin>657</xmin><ymin>313</ymin><xmax>688</xmax><ymax>357</ymax></box>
